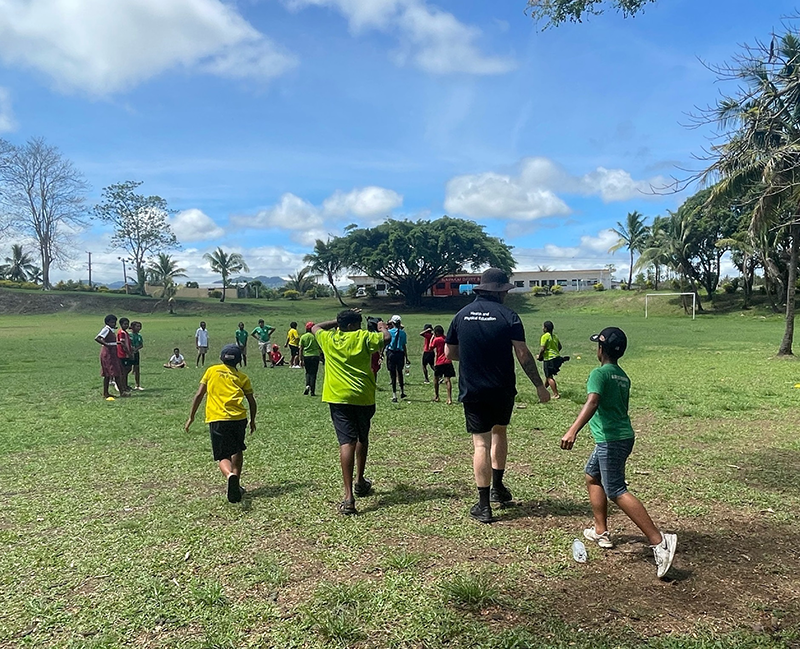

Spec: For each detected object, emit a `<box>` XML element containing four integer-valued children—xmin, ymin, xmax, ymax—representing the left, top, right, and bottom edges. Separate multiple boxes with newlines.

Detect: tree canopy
<box><xmin>334</xmin><ymin>216</ymin><xmax>514</xmax><ymax>306</ymax></box>
<box><xmin>203</xmin><ymin>247</ymin><xmax>249</xmax><ymax>302</ymax></box>
<box><xmin>526</xmin><ymin>0</ymin><xmax>655</xmax><ymax>27</ymax></box>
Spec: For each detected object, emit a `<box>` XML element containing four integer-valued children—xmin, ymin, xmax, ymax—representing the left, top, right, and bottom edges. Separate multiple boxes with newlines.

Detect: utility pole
<box><xmin>86</xmin><ymin>251</ymin><xmax>92</xmax><ymax>289</ymax></box>
<box><xmin>118</xmin><ymin>256</ymin><xmax>129</xmax><ymax>294</ymax></box>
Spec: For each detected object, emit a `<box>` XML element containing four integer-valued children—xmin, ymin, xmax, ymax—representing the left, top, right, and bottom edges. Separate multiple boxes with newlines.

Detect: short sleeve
<box><xmin>365</xmin><ymin>330</ymin><xmax>385</xmax><ymax>353</ymax></box>
<box><xmin>240</xmin><ymin>374</ymin><xmax>254</xmax><ymax>395</ymax></box>
<box><xmin>540</xmin><ymin>333</ymin><xmax>548</xmax><ymax>347</ymax></box>
<box><xmin>586</xmin><ymin>368</ymin><xmax>604</xmax><ymax>395</ymax></box>
<box><xmin>199</xmin><ymin>367</ymin><xmax>212</xmax><ymax>385</ymax></box>
<box><xmin>445</xmin><ymin>318</ymin><xmax>458</xmax><ymax>345</ymax></box>
<box><xmin>509</xmin><ymin>312</ymin><xmax>525</xmax><ymax>342</ymax></box>
<box><xmin>315</xmin><ymin>329</ymin><xmax>331</xmax><ymax>354</ymax></box>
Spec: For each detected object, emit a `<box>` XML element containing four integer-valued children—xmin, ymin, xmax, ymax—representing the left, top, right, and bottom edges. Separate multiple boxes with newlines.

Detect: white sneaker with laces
<box><xmin>583</xmin><ymin>526</ymin><xmax>613</xmax><ymax>549</ymax></box>
<box><xmin>652</xmin><ymin>532</ymin><xmax>677</xmax><ymax>579</ymax></box>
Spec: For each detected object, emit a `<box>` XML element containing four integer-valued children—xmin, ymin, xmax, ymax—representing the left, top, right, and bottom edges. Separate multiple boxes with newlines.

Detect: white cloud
<box><xmin>285</xmin><ymin>0</ymin><xmax>513</xmax><ymax>75</ymax></box>
<box><xmin>322</xmin><ymin>186</ymin><xmax>402</xmax><ymax>218</ymax></box>
<box><xmin>445</xmin><ymin>157</ymin><xmax>667</xmax><ymax>221</ymax></box>
<box><xmin>0</xmin><ymin>0</ymin><xmax>297</xmax><ymax>95</ymax></box>
<box><xmin>0</xmin><ymin>87</ymin><xmax>16</xmax><ymax>132</ymax></box>
<box><xmin>170</xmin><ymin>209</ymin><xmax>224</xmax><ymax>242</ymax></box>
<box><xmin>512</xmin><ymin>229</ymin><xmax>623</xmax><ymax>272</ymax></box>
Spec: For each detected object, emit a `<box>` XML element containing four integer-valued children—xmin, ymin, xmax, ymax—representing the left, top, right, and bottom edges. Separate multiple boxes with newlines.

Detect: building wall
<box><xmin>145</xmin><ymin>284</ymin><xmax>240</xmax><ymax>299</ymax></box>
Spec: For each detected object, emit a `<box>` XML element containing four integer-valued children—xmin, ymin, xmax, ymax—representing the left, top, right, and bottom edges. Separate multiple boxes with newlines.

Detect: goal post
<box><xmin>645</xmin><ymin>293</ymin><xmax>696</xmax><ymax>320</ymax></box>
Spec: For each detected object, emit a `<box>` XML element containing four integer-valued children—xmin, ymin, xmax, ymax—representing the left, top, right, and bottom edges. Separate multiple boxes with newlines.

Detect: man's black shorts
<box><xmin>329</xmin><ymin>403</ymin><xmax>376</xmax><ymax>446</ymax></box>
<box><xmin>209</xmin><ymin>419</ymin><xmax>247</xmax><ymax>461</ymax></box>
<box><xmin>434</xmin><ymin>363</ymin><xmax>455</xmax><ymax>378</ymax></box>
<box><xmin>422</xmin><ymin>351</ymin><xmax>435</xmax><ymax>367</ymax></box>
<box><xmin>289</xmin><ymin>344</ymin><xmax>299</xmax><ymax>357</ymax></box>
<box><xmin>543</xmin><ymin>357</ymin><xmax>563</xmax><ymax>379</ymax></box>
<box><xmin>386</xmin><ymin>349</ymin><xmax>405</xmax><ymax>372</ymax></box>
<box><xmin>463</xmin><ymin>396</ymin><xmax>515</xmax><ymax>434</ymax></box>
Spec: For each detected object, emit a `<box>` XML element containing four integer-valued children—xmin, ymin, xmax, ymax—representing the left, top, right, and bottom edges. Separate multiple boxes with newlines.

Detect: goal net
<box><xmin>645</xmin><ymin>293</ymin><xmax>696</xmax><ymax>320</ymax></box>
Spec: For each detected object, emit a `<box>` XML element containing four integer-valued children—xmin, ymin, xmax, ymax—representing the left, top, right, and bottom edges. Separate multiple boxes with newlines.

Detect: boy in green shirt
<box><xmin>129</xmin><ymin>321</ymin><xmax>144</xmax><ymax>390</ymax></box>
<box><xmin>251</xmin><ymin>319</ymin><xmax>276</xmax><ymax>368</ymax></box>
<box><xmin>561</xmin><ymin>327</ymin><xmax>677</xmax><ymax>579</ymax></box>
<box><xmin>313</xmin><ymin>310</ymin><xmax>390</xmax><ymax>515</ymax></box>
<box><xmin>235</xmin><ymin>322</ymin><xmax>249</xmax><ymax>367</ymax></box>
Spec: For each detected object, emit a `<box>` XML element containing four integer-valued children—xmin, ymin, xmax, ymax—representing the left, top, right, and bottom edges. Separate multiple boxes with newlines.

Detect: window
<box><xmin>557</xmin><ymin>279</ymin><xmax>568</xmax><ymax>286</ymax></box>
<box><xmin>376</xmin><ymin>284</ymin><xmax>386</xmax><ymax>291</ymax></box>
<box><xmin>529</xmin><ymin>280</ymin><xmax>539</xmax><ymax>287</ymax></box>
<box><xmin>450</xmin><ymin>282</ymin><xmax>459</xmax><ymax>289</ymax></box>
<box><xmin>588</xmin><ymin>278</ymin><xmax>597</xmax><ymax>284</ymax></box>
<box><xmin>571</xmin><ymin>279</ymin><xmax>578</xmax><ymax>286</ymax></box>
<box><xmin>515</xmin><ymin>281</ymin><xmax>524</xmax><ymax>287</ymax></box>
<box><xmin>436</xmin><ymin>283</ymin><xmax>445</xmax><ymax>289</ymax></box>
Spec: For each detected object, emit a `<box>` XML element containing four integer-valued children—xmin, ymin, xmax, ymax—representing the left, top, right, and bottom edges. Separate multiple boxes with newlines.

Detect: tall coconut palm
<box><xmin>147</xmin><ymin>253</ymin><xmax>187</xmax><ymax>297</ymax></box>
<box><xmin>609</xmin><ymin>211</ymin><xmax>649</xmax><ymax>289</ymax></box>
<box><xmin>304</xmin><ymin>239</ymin><xmax>347</xmax><ymax>306</ymax></box>
<box><xmin>203</xmin><ymin>247</ymin><xmax>249</xmax><ymax>302</ymax></box>
<box><xmin>286</xmin><ymin>266</ymin><xmax>318</xmax><ymax>294</ymax></box>
<box><xmin>2</xmin><ymin>244</ymin><xmax>38</xmax><ymax>282</ymax></box>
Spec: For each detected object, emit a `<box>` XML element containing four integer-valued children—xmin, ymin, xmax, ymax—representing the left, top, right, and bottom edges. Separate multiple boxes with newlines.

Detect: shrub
<box><xmin>593</xmin><ymin>282</ymin><xmax>605</xmax><ymax>291</ymax></box>
<box><xmin>185</xmin><ymin>281</ymin><xmax>199</xmax><ymax>288</ymax></box>
<box><xmin>283</xmin><ymin>289</ymin><xmax>300</xmax><ymax>300</ymax></box>
<box><xmin>0</xmin><ymin>279</ymin><xmax>40</xmax><ymax>290</ymax></box>
<box><xmin>671</xmin><ymin>279</ymin><xmax>681</xmax><ymax>290</ymax></box>
<box><xmin>209</xmin><ymin>290</ymin><xmax>222</xmax><ymax>299</ymax></box>
<box><xmin>365</xmin><ymin>285</ymin><xmax>378</xmax><ymax>298</ymax></box>
<box><xmin>550</xmin><ymin>284</ymin><xmax>563</xmax><ymax>294</ymax></box>
<box><xmin>722</xmin><ymin>282</ymin><xmax>736</xmax><ymax>294</ymax></box>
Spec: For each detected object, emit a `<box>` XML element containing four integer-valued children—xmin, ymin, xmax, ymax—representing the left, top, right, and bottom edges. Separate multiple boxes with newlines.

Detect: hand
<box><xmin>350</xmin><ymin>307</ymin><xmax>362</xmax><ymax>314</ymax></box>
<box><xmin>561</xmin><ymin>430</ymin><xmax>578</xmax><ymax>450</ymax></box>
<box><xmin>250</xmin><ymin>420</ymin><xmax>257</xmax><ymax>434</ymax></box>
<box><xmin>536</xmin><ymin>385</ymin><xmax>551</xmax><ymax>403</ymax></box>
<box><xmin>184</xmin><ymin>417</ymin><xmax>193</xmax><ymax>433</ymax></box>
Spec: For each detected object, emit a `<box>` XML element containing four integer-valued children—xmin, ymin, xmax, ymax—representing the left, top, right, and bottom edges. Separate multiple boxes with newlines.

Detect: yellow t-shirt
<box><xmin>287</xmin><ymin>328</ymin><xmax>300</xmax><ymax>346</ymax></box>
<box><xmin>315</xmin><ymin>328</ymin><xmax>385</xmax><ymax>406</ymax></box>
<box><xmin>200</xmin><ymin>363</ymin><xmax>253</xmax><ymax>423</ymax></box>
<box><xmin>540</xmin><ymin>332</ymin><xmax>561</xmax><ymax>361</ymax></box>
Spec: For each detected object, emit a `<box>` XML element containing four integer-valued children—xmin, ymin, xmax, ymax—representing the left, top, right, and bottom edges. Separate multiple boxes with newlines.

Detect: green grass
<box><xmin>0</xmin><ymin>291</ymin><xmax>799</xmax><ymax>647</ymax></box>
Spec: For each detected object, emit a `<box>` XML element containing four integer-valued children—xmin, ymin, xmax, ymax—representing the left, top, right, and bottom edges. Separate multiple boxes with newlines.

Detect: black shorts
<box><xmin>289</xmin><ymin>345</ymin><xmax>299</xmax><ymax>357</ymax></box>
<box><xmin>422</xmin><ymin>351</ymin><xmax>435</xmax><ymax>367</ymax></box>
<box><xmin>386</xmin><ymin>349</ymin><xmax>405</xmax><ymax>372</ymax></box>
<box><xmin>132</xmin><ymin>352</ymin><xmax>140</xmax><ymax>366</ymax></box>
<box><xmin>209</xmin><ymin>419</ymin><xmax>247</xmax><ymax>461</ymax></box>
<box><xmin>121</xmin><ymin>357</ymin><xmax>136</xmax><ymax>368</ymax></box>
<box><xmin>463</xmin><ymin>396</ymin><xmax>515</xmax><ymax>434</ymax></box>
<box><xmin>543</xmin><ymin>357</ymin><xmax>563</xmax><ymax>379</ymax></box>
<box><xmin>329</xmin><ymin>403</ymin><xmax>375</xmax><ymax>446</ymax></box>
<box><xmin>434</xmin><ymin>363</ymin><xmax>455</xmax><ymax>378</ymax></box>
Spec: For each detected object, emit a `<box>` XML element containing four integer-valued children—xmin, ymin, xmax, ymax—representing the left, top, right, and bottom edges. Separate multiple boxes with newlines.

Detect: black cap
<box><xmin>473</xmin><ymin>268</ymin><xmax>515</xmax><ymax>293</ymax></box>
<box><xmin>590</xmin><ymin>327</ymin><xmax>627</xmax><ymax>357</ymax></box>
<box><xmin>220</xmin><ymin>344</ymin><xmax>242</xmax><ymax>365</ymax></box>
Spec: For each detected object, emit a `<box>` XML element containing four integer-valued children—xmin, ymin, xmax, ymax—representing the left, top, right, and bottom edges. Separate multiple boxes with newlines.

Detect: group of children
<box><xmin>95</xmin><ymin>314</ymin><xmax>144</xmax><ymax>400</ymax></box>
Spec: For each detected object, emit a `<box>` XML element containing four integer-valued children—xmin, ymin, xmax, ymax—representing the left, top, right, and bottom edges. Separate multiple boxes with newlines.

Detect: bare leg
<box><xmin>472</xmin><ymin>432</ymin><xmax>492</xmax><ymax>488</ymax></box>
<box><xmin>585</xmin><ymin>473</ymin><xmax>609</xmax><ymax>534</ymax></box>
<box><xmin>547</xmin><ymin>377</ymin><xmax>560</xmax><ymax>398</ymax></box>
<box><xmin>433</xmin><ymin>377</ymin><xmax>440</xmax><ymax>401</ymax></box>
<box><xmin>490</xmin><ymin>425</ymin><xmax>508</xmax><ymax>471</ymax></box>
<box><xmin>218</xmin><ymin>458</ymin><xmax>233</xmax><ymax>478</ymax></box>
<box><xmin>612</xmin><ymin>492</ymin><xmax>662</xmax><ymax>545</ymax></box>
<box><xmin>103</xmin><ymin>377</ymin><xmax>111</xmax><ymax>398</ymax></box>
<box><xmin>196</xmin><ymin>352</ymin><xmax>201</xmax><ymax>367</ymax></box>
<box><xmin>423</xmin><ymin>363</ymin><xmax>430</xmax><ymax>383</ymax></box>
<box><xmin>355</xmin><ymin>441</ymin><xmax>368</xmax><ymax>484</ymax></box>
<box><xmin>339</xmin><ymin>442</ymin><xmax>356</xmax><ymax>501</ymax></box>
<box><xmin>134</xmin><ymin>365</ymin><xmax>141</xmax><ymax>388</ymax></box>
<box><xmin>445</xmin><ymin>377</ymin><xmax>452</xmax><ymax>405</ymax></box>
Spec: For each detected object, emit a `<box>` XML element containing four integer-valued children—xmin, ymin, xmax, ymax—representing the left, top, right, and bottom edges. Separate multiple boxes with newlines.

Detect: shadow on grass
<box><xmin>359</xmin><ymin>482</ymin><xmax>461</xmax><ymax>513</ymax></box>
<box><xmin>243</xmin><ymin>481</ymin><xmax>312</xmax><ymax>501</ymax></box>
<box><xmin>495</xmin><ymin>497</ymin><xmax>593</xmax><ymax>522</ymax></box>
<box><xmin>727</xmin><ymin>448</ymin><xmax>800</xmax><ymax>492</ymax></box>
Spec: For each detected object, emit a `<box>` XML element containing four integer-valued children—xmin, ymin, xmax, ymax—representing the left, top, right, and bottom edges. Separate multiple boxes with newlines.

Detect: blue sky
<box><xmin>0</xmin><ymin>0</ymin><xmax>792</xmax><ymax>284</ymax></box>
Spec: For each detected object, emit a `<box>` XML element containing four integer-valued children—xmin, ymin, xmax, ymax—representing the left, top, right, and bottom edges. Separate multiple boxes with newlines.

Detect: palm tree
<box><xmin>304</xmin><ymin>239</ymin><xmax>347</xmax><ymax>306</ymax></box>
<box><xmin>638</xmin><ymin>215</ymin><xmax>669</xmax><ymax>290</ymax></box>
<box><xmin>609</xmin><ymin>211</ymin><xmax>649</xmax><ymax>289</ymax></box>
<box><xmin>203</xmin><ymin>247</ymin><xmax>249</xmax><ymax>302</ymax></box>
<box><xmin>2</xmin><ymin>244</ymin><xmax>37</xmax><ymax>282</ymax></box>
<box><xmin>147</xmin><ymin>253</ymin><xmax>187</xmax><ymax>297</ymax></box>
<box><xmin>286</xmin><ymin>266</ymin><xmax>318</xmax><ymax>294</ymax></box>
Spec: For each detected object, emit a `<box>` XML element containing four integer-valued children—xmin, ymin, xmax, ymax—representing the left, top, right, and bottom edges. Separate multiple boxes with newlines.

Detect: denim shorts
<box><xmin>584</xmin><ymin>437</ymin><xmax>635</xmax><ymax>499</ymax></box>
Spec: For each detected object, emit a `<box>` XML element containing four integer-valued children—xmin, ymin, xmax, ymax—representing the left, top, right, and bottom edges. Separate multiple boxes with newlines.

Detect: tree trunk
<box><xmin>654</xmin><ymin>263</ymin><xmax>660</xmax><ymax>291</ymax></box>
<box><xmin>221</xmin><ymin>281</ymin><xmax>226</xmax><ymax>302</ymax></box>
<box><xmin>777</xmin><ymin>225</ymin><xmax>798</xmax><ymax>356</ymax></box>
<box><xmin>328</xmin><ymin>274</ymin><xmax>347</xmax><ymax>307</ymax></box>
<box><xmin>627</xmin><ymin>249</ymin><xmax>633</xmax><ymax>289</ymax></box>
<box><xmin>40</xmin><ymin>246</ymin><xmax>51</xmax><ymax>290</ymax></box>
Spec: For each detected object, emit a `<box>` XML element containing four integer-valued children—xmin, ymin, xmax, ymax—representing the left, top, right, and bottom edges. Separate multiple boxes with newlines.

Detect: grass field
<box><xmin>1</xmin><ymin>291</ymin><xmax>799</xmax><ymax>648</ymax></box>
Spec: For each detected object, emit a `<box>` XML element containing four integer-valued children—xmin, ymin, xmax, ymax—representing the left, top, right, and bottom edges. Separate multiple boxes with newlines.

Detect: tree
<box><xmin>203</xmin><ymin>247</ymin><xmax>249</xmax><ymax>302</ymax></box>
<box><xmin>93</xmin><ymin>181</ymin><xmax>179</xmax><ymax>295</ymax></box>
<box><xmin>526</xmin><ymin>0</ymin><xmax>655</xmax><ymax>27</ymax></box>
<box><xmin>700</xmin><ymin>31</ymin><xmax>800</xmax><ymax>355</ymax></box>
<box><xmin>147</xmin><ymin>253</ymin><xmax>187</xmax><ymax>298</ymax></box>
<box><xmin>1</xmin><ymin>244</ymin><xmax>37</xmax><ymax>282</ymax></box>
<box><xmin>285</xmin><ymin>266</ymin><xmax>318</xmax><ymax>294</ymax></box>
<box><xmin>609</xmin><ymin>211</ymin><xmax>649</xmax><ymax>289</ymax></box>
<box><xmin>304</xmin><ymin>239</ymin><xmax>347</xmax><ymax>306</ymax></box>
<box><xmin>0</xmin><ymin>137</ymin><xmax>88</xmax><ymax>288</ymax></box>
<box><xmin>335</xmin><ymin>216</ymin><xmax>515</xmax><ymax>307</ymax></box>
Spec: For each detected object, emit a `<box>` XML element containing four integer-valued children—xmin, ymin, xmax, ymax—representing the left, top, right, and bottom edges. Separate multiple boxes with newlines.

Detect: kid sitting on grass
<box><xmin>164</xmin><ymin>348</ymin><xmax>186</xmax><ymax>368</ymax></box>
<box><xmin>185</xmin><ymin>344</ymin><xmax>257</xmax><ymax>503</ymax></box>
<box><xmin>560</xmin><ymin>326</ymin><xmax>677</xmax><ymax>579</ymax></box>
<box><xmin>270</xmin><ymin>344</ymin><xmax>286</xmax><ymax>367</ymax></box>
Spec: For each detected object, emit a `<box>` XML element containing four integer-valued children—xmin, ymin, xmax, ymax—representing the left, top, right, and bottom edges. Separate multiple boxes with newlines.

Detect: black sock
<box><xmin>492</xmin><ymin>468</ymin><xmax>505</xmax><ymax>488</ymax></box>
<box><xmin>478</xmin><ymin>486</ymin><xmax>490</xmax><ymax>508</ymax></box>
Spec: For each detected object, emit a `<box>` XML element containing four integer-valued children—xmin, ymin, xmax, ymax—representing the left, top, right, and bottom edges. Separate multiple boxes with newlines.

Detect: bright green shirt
<box><xmin>586</xmin><ymin>363</ymin><xmax>635</xmax><ymax>443</ymax></box>
<box><xmin>252</xmin><ymin>325</ymin><xmax>272</xmax><ymax>343</ymax></box>
<box><xmin>129</xmin><ymin>332</ymin><xmax>143</xmax><ymax>351</ymax></box>
<box><xmin>299</xmin><ymin>331</ymin><xmax>321</xmax><ymax>357</ymax></box>
<box><xmin>315</xmin><ymin>328</ymin><xmax>385</xmax><ymax>406</ymax></box>
<box><xmin>235</xmin><ymin>329</ymin><xmax>249</xmax><ymax>346</ymax></box>
<box><xmin>540</xmin><ymin>332</ymin><xmax>560</xmax><ymax>361</ymax></box>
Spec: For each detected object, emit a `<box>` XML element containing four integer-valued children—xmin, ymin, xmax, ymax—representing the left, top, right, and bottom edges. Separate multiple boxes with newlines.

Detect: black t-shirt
<box><xmin>445</xmin><ymin>295</ymin><xmax>525</xmax><ymax>402</ymax></box>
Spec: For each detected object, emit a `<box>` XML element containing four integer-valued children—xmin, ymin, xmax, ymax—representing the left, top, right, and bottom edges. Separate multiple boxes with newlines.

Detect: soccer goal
<box><xmin>645</xmin><ymin>293</ymin><xmax>696</xmax><ymax>320</ymax></box>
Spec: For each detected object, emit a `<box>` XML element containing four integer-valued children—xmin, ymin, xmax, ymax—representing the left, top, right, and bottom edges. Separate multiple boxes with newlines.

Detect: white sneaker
<box><xmin>652</xmin><ymin>532</ymin><xmax>677</xmax><ymax>579</ymax></box>
<box><xmin>584</xmin><ymin>527</ymin><xmax>613</xmax><ymax>549</ymax></box>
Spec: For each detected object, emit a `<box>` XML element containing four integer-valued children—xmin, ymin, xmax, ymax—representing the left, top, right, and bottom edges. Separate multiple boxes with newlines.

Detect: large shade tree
<box><xmin>203</xmin><ymin>247</ymin><xmax>249</xmax><ymax>302</ymax></box>
<box><xmin>334</xmin><ymin>216</ymin><xmax>515</xmax><ymax>307</ymax></box>
<box><xmin>609</xmin><ymin>210</ymin><xmax>649</xmax><ymax>289</ymax></box>
<box><xmin>304</xmin><ymin>239</ymin><xmax>347</xmax><ymax>306</ymax></box>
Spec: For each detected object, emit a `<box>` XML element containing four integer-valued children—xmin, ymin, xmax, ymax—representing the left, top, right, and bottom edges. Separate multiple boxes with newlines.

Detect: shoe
<box><xmin>227</xmin><ymin>474</ymin><xmax>242</xmax><ymax>503</ymax></box>
<box><xmin>391</xmin><ymin>396</ymin><xmax>398</xmax><ymax>403</ymax></box>
<box><xmin>490</xmin><ymin>484</ymin><xmax>513</xmax><ymax>503</ymax></box>
<box><xmin>303</xmin><ymin>386</ymin><xmax>311</xmax><ymax>395</ymax></box>
<box><xmin>338</xmin><ymin>498</ymin><xmax>357</xmax><ymax>515</ymax></box>
<box><xmin>353</xmin><ymin>478</ymin><xmax>373</xmax><ymax>497</ymax></box>
<box><xmin>652</xmin><ymin>532</ymin><xmax>677</xmax><ymax>578</ymax></box>
<box><xmin>562</xmin><ymin>356</ymin><xmax>570</xmax><ymax>362</ymax></box>
<box><xmin>310</xmin><ymin>392</ymin><xmax>316</xmax><ymax>397</ymax></box>
<box><xmin>135</xmin><ymin>386</ymin><xmax>144</xmax><ymax>391</ymax></box>
<box><xmin>424</xmin><ymin>380</ymin><xmax>430</xmax><ymax>384</ymax></box>
<box><xmin>584</xmin><ymin>526</ymin><xmax>613</xmax><ymax>549</ymax></box>
<box><xmin>469</xmin><ymin>502</ymin><xmax>493</xmax><ymax>524</ymax></box>
<box><xmin>400</xmin><ymin>392</ymin><xmax>407</xmax><ymax>399</ymax></box>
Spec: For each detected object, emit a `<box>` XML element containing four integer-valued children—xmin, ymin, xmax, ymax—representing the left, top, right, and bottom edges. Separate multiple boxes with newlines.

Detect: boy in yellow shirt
<box><xmin>286</xmin><ymin>321</ymin><xmax>301</xmax><ymax>368</ymax></box>
<box><xmin>185</xmin><ymin>344</ymin><xmax>257</xmax><ymax>503</ymax></box>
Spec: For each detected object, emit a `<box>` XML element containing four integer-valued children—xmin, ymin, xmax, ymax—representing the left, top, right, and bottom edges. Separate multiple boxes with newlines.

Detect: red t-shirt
<box><xmin>270</xmin><ymin>350</ymin><xmax>284</xmax><ymax>364</ymax></box>
<box><xmin>421</xmin><ymin>330</ymin><xmax>434</xmax><ymax>352</ymax></box>
<box><xmin>431</xmin><ymin>336</ymin><xmax>451</xmax><ymax>366</ymax></box>
<box><xmin>116</xmin><ymin>329</ymin><xmax>132</xmax><ymax>359</ymax></box>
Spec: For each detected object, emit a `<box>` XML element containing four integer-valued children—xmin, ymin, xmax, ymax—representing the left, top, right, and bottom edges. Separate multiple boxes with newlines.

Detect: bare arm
<box><xmin>512</xmin><ymin>340</ymin><xmax>550</xmax><ymax>403</ymax></box>
<box><xmin>561</xmin><ymin>393</ymin><xmax>600</xmax><ymax>450</ymax></box>
<box><xmin>184</xmin><ymin>383</ymin><xmax>207</xmax><ymax>432</ymax></box>
<box><xmin>311</xmin><ymin>320</ymin><xmax>337</xmax><ymax>335</ymax></box>
<box><xmin>378</xmin><ymin>321</ymin><xmax>391</xmax><ymax>345</ymax></box>
<box><xmin>95</xmin><ymin>335</ymin><xmax>110</xmax><ymax>346</ymax></box>
<box><xmin>445</xmin><ymin>343</ymin><xmax>459</xmax><ymax>361</ymax></box>
<box><xmin>245</xmin><ymin>393</ymin><xmax>257</xmax><ymax>434</ymax></box>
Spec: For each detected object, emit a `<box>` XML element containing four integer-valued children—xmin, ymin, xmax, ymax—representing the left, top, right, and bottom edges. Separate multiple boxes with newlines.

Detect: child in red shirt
<box><xmin>116</xmin><ymin>317</ymin><xmax>134</xmax><ymax>395</ymax></box>
<box><xmin>270</xmin><ymin>344</ymin><xmax>286</xmax><ymax>367</ymax></box>
<box><xmin>430</xmin><ymin>325</ymin><xmax>455</xmax><ymax>404</ymax></box>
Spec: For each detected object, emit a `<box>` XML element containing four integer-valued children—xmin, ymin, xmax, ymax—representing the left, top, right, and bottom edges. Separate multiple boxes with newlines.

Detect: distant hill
<box><xmin>222</xmin><ymin>275</ymin><xmax>288</xmax><ymax>288</ymax></box>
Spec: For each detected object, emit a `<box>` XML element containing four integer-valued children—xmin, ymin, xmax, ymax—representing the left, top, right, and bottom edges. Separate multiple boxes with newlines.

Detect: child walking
<box><xmin>130</xmin><ymin>321</ymin><xmax>144</xmax><ymax>390</ymax></box>
<box><xmin>539</xmin><ymin>320</ymin><xmax>569</xmax><ymax>399</ymax></box>
<box><xmin>185</xmin><ymin>344</ymin><xmax>257</xmax><ymax>503</ymax></box>
<box><xmin>95</xmin><ymin>314</ymin><xmax>123</xmax><ymax>400</ymax></box>
<box><xmin>430</xmin><ymin>325</ymin><xmax>454</xmax><ymax>404</ymax></box>
<box><xmin>560</xmin><ymin>327</ymin><xmax>677</xmax><ymax>579</ymax></box>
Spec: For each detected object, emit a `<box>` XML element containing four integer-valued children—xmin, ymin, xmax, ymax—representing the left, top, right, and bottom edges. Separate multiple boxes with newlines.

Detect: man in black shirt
<box><xmin>445</xmin><ymin>268</ymin><xmax>550</xmax><ymax>523</ymax></box>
